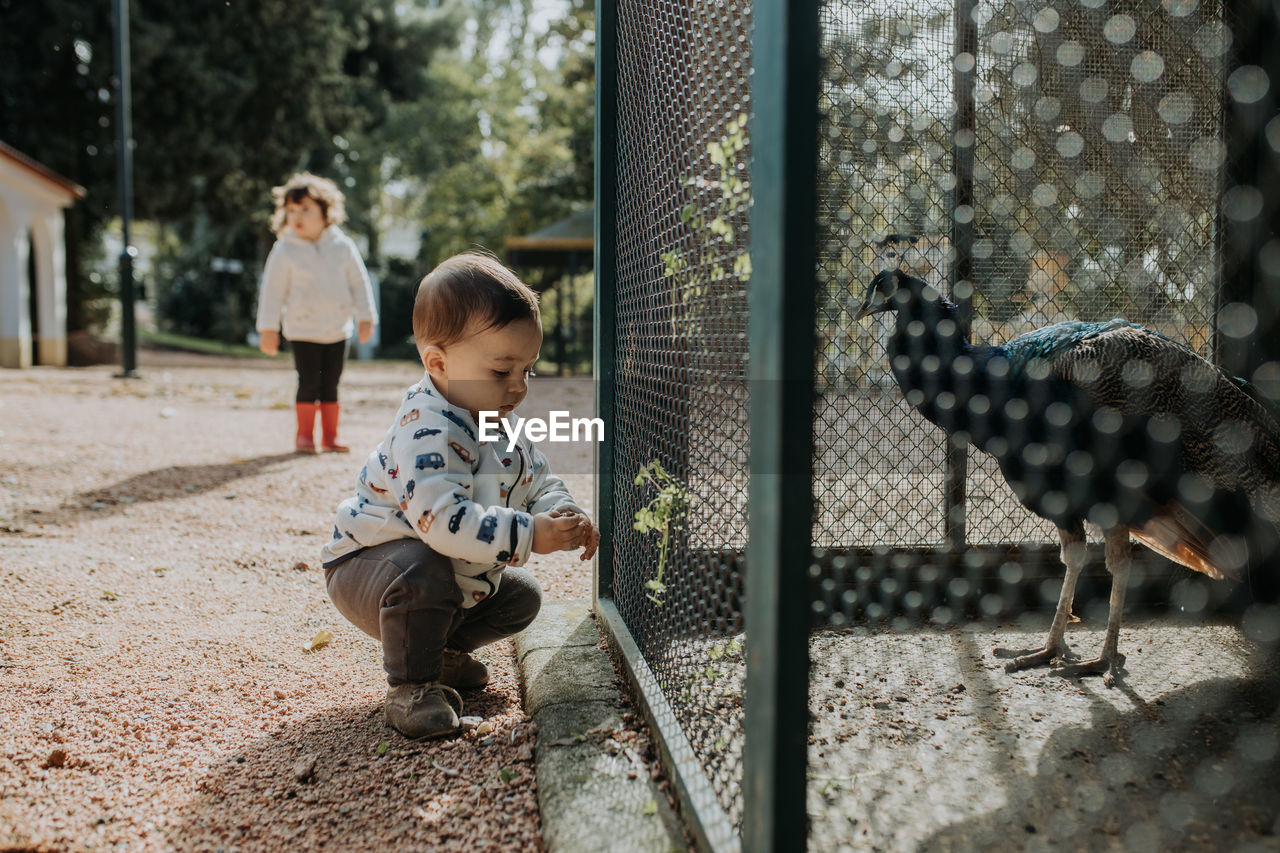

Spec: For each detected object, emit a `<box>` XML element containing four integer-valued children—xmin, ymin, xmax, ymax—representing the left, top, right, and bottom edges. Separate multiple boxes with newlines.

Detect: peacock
<box><xmin>855</xmin><ymin>263</ymin><xmax>1280</xmax><ymax>682</ymax></box>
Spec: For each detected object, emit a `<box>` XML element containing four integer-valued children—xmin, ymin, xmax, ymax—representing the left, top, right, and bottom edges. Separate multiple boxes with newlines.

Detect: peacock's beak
<box><xmin>855</xmin><ymin>271</ymin><xmax>895</xmax><ymax>320</ymax></box>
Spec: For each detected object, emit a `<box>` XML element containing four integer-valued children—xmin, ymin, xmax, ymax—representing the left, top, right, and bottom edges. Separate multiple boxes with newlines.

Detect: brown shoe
<box><xmin>385</xmin><ymin>682</ymin><xmax>463</xmax><ymax>739</ymax></box>
<box><xmin>440</xmin><ymin>648</ymin><xmax>490</xmax><ymax>690</ymax></box>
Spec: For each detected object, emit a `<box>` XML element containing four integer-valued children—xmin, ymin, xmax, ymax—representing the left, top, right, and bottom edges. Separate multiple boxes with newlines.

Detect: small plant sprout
<box><xmin>633</xmin><ymin>460</ymin><xmax>688</xmax><ymax>607</ymax></box>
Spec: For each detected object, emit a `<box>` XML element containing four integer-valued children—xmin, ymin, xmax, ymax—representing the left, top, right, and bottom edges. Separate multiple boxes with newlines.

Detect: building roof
<box><xmin>504</xmin><ymin>207</ymin><xmax>594</xmax><ymax>253</ymax></box>
<box><xmin>0</xmin><ymin>140</ymin><xmax>87</xmax><ymax>201</ymax></box>
<box><xmin>504</xmin><ymin>207</ymin><xmax>594</xmax><ymax>274</ymax></box>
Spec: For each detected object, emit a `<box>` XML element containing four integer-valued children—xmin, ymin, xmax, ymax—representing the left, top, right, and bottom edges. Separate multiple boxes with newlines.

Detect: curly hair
<box><xmin>269</xmin><ymin>172</ymin><xmax>347</xmax><ymax>233</ymax></box>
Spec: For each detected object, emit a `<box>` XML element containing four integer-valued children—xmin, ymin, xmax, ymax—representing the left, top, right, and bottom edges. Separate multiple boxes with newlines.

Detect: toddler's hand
<box><xmin>357</xmin><ymin>320</ymin><xmax>374</xmax><ymax>344</ymax></box>
<box><xmin>532</xmin><ymin>512</ymin><xmax>586</xmax><ymax>554</ymax></box>
<box><xmin>576</xmin><ymin>517</ymin><xmax>600</xmax><ymax>561</ymax></box>
<box><xmin>549</xmin><ymin>509</ymin><xmax>599</xmax><ymax>561</ymax></box>
<box><xmin>258</xmin><ymin>329</ymin><xmax>279</xmax><ymax>356</ymax></box>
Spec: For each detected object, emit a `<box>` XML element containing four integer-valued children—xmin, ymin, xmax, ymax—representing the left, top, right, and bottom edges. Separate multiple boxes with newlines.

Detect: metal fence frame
<box><xmin>594</xmin><ymin>0</ymin><xmax>1280</xmax><ymax>848</ymax></box>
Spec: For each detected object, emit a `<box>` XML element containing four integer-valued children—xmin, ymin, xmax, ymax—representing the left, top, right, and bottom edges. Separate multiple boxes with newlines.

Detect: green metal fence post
<box><xmin>946</xmin><ymin>0</ymin><xmax>978</xmax><ymax>553</ymax></box>
<box><xmin>594</xmin><ymin>0</ymin><xmax>618</xmax><ymax>605</ymax></box>
<box><xmin>744</xmin><ymin>0</ymin><xmax>820</xmax><ymax>849</ymax></box>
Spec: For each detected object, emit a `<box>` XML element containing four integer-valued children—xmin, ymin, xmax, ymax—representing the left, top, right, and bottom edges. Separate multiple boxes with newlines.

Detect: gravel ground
<box><xmin>807</xmin><ymin>620</ymin><xmax>1280</xmax><ymax>852</ymax></box>
<box><xmin>0</xmin><ymin>352</ymin><xmax>599</xmax><ymax>851</ymax></box>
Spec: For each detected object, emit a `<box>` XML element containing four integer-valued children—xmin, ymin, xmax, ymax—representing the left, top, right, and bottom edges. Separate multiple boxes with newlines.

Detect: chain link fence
<box><xmin>607</xmin><ymin>0</ymin><xmax>754</xmax><ymax>837</ymax></box>
<box><xmin>597</xmin><ymin>0</ymin><xmax>1280</xmax><ymax>849</ymax></box>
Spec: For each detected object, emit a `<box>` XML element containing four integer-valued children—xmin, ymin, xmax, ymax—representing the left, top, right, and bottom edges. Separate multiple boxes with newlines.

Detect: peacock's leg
<box><xmin>1066</xmin><ymin>527</ymin><xmax>1130</xmax><ymax>685</ymax></box>
<box><xmin>1004</xmin><ymin>524</ymin><xmax>1086</xmax><ymax>671</ymax></box>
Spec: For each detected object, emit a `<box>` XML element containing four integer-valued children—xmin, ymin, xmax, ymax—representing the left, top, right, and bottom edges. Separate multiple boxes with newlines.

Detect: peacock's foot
<box><xmin>996</xmin><ymin>644</ymin><xmax>1070</xmax><ymax>672</ymax></box>
<box><xmin>1053</xmin><ymin>653</ymin><xmax>1127</xmax><ymax>687</ymax></box>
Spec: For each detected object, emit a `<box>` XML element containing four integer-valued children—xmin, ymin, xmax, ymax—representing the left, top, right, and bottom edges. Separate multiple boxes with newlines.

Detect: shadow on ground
<box><xmin>805</xmin><ymin>622</ymin><xmax>1280</xmax><ymax>852</ymax></box>
<box><xmin>0</xmin><ymin>455</ymin><xmax>307</xmax><ymax>532</ymax></box>
<box><xmin>71</xmin><ymin>453</ymin><xmax>306</xmax><ymax>510</ymax></box>
<box><xmin>922</xmin><ymin>666</ymin><xmax>1280</xmax><ymax>851</ymax></box>
<box><xmin>168</xmin><ymin>688</ymin><xmax>525</xmax><ymax>850</ymax></box>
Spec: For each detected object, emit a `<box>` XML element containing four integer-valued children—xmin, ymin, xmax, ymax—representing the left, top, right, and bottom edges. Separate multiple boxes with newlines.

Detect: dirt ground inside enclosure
<box><xmin>807</xmin><ymin>619</ymin><xmax>1280</xmax><ymax>853</ymax></box>
<box><xmin>0</xmin><ymin>352</ymin><xmax>602</xmax><ymax>851</ymax></box>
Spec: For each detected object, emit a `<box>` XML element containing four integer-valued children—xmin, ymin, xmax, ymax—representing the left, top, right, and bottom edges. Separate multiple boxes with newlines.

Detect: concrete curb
<box><xmin>515</xmin><ymin>599</ymin><xmax>687</xmax><ymax>853</ymax></box>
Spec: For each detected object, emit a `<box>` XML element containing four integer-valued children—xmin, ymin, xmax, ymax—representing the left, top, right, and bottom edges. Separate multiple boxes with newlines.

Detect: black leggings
<box><xmin>291</xmin><ymin>340</ymin><xmax>347</xmax><ymax>403</ymax></box>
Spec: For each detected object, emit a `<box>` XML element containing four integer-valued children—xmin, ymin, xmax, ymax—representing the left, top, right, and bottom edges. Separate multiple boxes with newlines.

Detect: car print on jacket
<box><xmin>399</xmin><ymin>479</ymin><xmax>416</xmax><ymax>511</ymax></box>
<box><xmin>415</xmin><ymin>452</ymin><xmax>445</xmax><ymax>470</ymax></box>
<box><xmin>448</xmin><ymin>505</ymin><xmax>467</xmax><ymax>533</ymax></box>
<box><xmin>417</xmin><ymin>509</ymin><xmax>434</xmax><ymax>534</ymax></box>
<box><xmin>322</xmin><ymin>374</ymin><xmax>587</xmax><ymax>611</ymax></box>
<box><xmin>449</xmin><ymin>441</ymin><xmax>472</xmax><ymax>464</ymax></box>
<box><xmin>359</xmin><ymin>466</ymin><xmax>389</xmax><ymax>495</ymax></box>
<box><xmin>440</xmin><ymin>409</ymin><xmax>476</xmax><ymax>440</ymax></box>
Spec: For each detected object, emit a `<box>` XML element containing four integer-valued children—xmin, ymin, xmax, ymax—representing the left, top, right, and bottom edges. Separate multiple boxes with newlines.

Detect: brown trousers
<box><xmin>324</xmin><ymin>538</ymin><xmax>541</xmax><ymax>685</ymax></box>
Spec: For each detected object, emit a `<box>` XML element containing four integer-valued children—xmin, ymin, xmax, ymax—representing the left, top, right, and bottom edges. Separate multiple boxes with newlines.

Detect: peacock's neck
<box><xmin>882</xmin><ymin>284</ymin><xmax>1009</xmax><ymax>440</ymax></box>
<box><xmin>885</xmin><ymin>288</ymin><xmax>978</xmax><ymax>379</ymax></box>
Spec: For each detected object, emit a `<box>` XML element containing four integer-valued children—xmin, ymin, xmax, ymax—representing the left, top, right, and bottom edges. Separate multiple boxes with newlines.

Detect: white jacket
<box><xmin>255</xmin><ymin>226</ymin><xmax>377</xmax><ymax>344</ymax></box>
<box><xmin>321</xmin><ymin>372</ymin><xmax>584</xmax><ymax>607</ymax></box>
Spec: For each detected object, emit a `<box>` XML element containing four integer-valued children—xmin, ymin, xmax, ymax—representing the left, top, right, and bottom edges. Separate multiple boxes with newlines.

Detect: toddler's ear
<box><xmin>424</xmin><ymin>343</ymin><xmax>445</xmax><ymax>371</ymax></box>
<box><xmin>421</xmin><ymin>345</ymin><xmax>447</xmax><ymax>378</ymax></box>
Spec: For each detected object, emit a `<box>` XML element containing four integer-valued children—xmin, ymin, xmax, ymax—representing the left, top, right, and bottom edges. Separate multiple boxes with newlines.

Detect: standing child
<box><xmin>321</xmin><ymin>252</ymin><xmax>599</xmax><ymax>739</ymax></box>
<box><xmin>255</xmin><ymin>172</ymin><xmax>378</xmax><ymax>453</ymax></box>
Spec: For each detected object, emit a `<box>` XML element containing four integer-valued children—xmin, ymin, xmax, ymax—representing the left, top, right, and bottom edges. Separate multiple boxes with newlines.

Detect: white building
<box><xmin>0</xmin><ymin>141</ymin><xmax>86</xmax><ymax>368</ymax></box>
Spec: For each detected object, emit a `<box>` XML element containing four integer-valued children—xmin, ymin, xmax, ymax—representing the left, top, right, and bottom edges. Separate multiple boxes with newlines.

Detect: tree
<box><xmin>2</xmin><ymin>0</ymin><xmax>596</xmax><ymax>342</ymax></box>
<box><xmin>411</xmin><ymin>0</ymin><xmax>595</xmax><ymax>265</ymax></box>
<box><xmin>0</xmin><ymin>0</ymin><xmax>465</xmax><ymax>338</ymax></box>
<box><xmin>0</xmin><ymin>0</ymin><xmax>120</xmax><ymax>331</ymax></box>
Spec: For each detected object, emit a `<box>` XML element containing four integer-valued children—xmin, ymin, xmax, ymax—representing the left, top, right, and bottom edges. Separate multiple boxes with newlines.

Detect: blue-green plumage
<box><xmin>1001</xmin><ymin>319</ymin><xmax>1148</xmax><ymax>362</ymax></box>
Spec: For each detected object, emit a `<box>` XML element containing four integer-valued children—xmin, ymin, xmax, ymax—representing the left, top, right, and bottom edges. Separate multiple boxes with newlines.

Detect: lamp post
<box><xmin>112</xmin><ymin>0</ymin><xmax>137</xmax><ymax>377</ymax></box>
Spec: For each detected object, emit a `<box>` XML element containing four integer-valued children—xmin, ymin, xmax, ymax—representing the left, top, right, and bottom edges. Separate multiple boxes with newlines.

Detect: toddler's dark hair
<box><xmin>413</xmin><ymin>252</ymin><xmax>541</xmax><ymax>352</ymax></box>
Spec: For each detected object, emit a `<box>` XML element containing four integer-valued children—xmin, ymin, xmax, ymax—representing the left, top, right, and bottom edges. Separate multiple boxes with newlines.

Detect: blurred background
<box><xmin>0</xmin><ymin>0</ymin><xmax>595</xmax><ymax>370</ymax></box>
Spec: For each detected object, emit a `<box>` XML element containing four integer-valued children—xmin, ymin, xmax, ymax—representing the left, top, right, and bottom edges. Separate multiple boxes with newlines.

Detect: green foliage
<box><xmin>414</xmin><ymin>0</ymin><xmax>595</xmax><ymax>267</ymax></box>
<box><xmin>1</xmin><ymin>0</ymin><xmax>594</xmax><ymax>339</ymax></box>
<box><xmin>659</xmin><ymin>115</ymin><xmax>752</xmax><ymax>337</ymax></box>
<box><xmin>633</xmin><ymin>460</ymin><xmax>687</xmax><ymax>607</ymax></box>
<box><xmin>372</xmin><ymin>256</ymin><xmax>425</xmax><ymax>361</ymax></box>
<box><xmin>139</xmin><ymin>328</ymin><xmax>267</xmax><ymax>359</ymax></box>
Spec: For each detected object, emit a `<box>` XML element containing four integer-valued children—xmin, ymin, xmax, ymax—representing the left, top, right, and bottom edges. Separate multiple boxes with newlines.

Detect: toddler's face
<box><xmin>284</xmin><ymin>195</ymin><xmax>327</xmax><ymax>242</ymax></box>
<box><xmin>426</xmin><ymin>318</ymin><xmax>542</xmax><ymax>424</ymax></box>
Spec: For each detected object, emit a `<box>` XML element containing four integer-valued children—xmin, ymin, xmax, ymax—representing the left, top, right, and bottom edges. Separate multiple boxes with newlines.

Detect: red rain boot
<box><xmin>295</xmin><ymin>402</ymin><xmax>318</xmax><ymax>453</ymax></box>
<box><xmin>320</xmin><ymin>402</ymin><xmax>350</xmax><ymax>453</ymax></box>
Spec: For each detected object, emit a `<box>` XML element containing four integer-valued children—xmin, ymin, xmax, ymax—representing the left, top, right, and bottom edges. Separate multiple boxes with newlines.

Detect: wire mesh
<box><xmin>610</xmin><ymin>0</ymin><xmax>754</xmax><ymax>831</ymax></box>
<box><xmin>605</xmin><ymin>0</ymin><xmax>1278</xmax><ymax>847</ymax></box>
<box><xmin>815</xmin><ymin>0</ymin><xmax>1227</xmax><ymax>552</ymax></box>
<box><xmin>809</xmin><ymin>0</ymin><xmax>1280</xmax><ymax>849</ymax></box>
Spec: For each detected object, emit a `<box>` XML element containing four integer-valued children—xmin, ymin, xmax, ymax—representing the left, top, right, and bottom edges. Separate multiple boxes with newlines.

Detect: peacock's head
<box><xmin>854</xmin><ymin>269</ymin><xmax>906</xmax><ymax>320</ymax></box>
<box><xmin>873</xmin><ymin>233</ymin><xmax>919</xmax><ymax>274</ymax></box>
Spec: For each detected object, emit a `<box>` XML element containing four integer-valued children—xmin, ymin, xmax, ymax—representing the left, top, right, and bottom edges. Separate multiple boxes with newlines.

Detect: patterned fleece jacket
<box><xmin>321</xmin><ymin>372</ymin><xmax>584</xmax><ymax>607</ymax></box>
